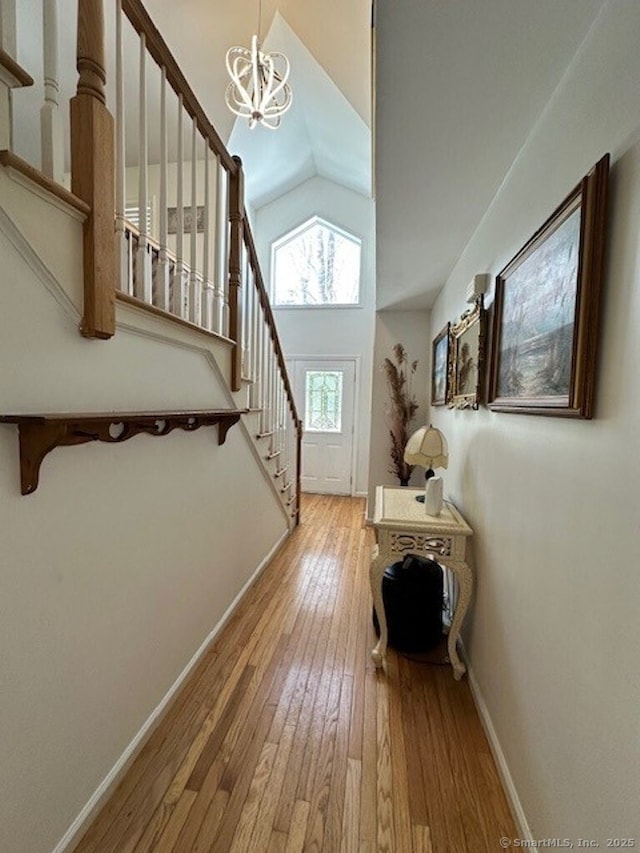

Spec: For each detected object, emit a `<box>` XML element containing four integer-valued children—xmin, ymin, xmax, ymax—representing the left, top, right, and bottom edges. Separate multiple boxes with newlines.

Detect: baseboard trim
<box><xmin>464</xmin><ymin>651</ymin><xmax>537</xmax><ymax>852</ymax></box>
<box><xmin>52</xmin><ymin>526</ymin><xmax>290</xmax><ymax>853</ymax></box>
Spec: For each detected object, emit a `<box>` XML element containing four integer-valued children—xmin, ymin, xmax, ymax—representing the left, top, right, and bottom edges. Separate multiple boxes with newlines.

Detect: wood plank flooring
<box><xmin>72</xmin><ymin>494</ymin><xmax>516</xmax><ymax>853</ymax></box>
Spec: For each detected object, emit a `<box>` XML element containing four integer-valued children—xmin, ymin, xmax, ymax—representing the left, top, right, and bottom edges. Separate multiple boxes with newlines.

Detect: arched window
<box><xmin>271</xmin><ymin>216</ymin><xmax>361</xmax><ymax>306</ymax></box>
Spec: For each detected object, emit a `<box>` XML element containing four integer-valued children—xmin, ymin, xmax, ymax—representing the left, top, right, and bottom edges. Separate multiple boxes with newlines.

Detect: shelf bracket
<box><xmin>0</xmin><ymin>409</ymin><xmax>245</xmax><ymax>495</ymax></box>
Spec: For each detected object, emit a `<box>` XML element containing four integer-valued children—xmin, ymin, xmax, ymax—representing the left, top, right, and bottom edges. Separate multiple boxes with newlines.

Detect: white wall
<box><xmin>255</xmin><ymin>176</ymin><xmax>375</xmax><ymax>496</ymax></box>
<box><xmin>0</xmin><ymin>172</ymin><xmax>287</xmax><ymax>853</ymax></box>
<box><xmin>367</xmin><ymin>309</ymin><xmax>430</xmax><ymax>516</ymax></box>
<box><xmin>426</xmin><ymin>1</ymin><xmax>640</xmax><ymax>844</ymax></box>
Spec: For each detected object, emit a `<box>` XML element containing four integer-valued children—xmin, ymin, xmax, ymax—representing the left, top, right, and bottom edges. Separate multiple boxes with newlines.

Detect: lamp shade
<box><xmin>404</xmin><ymin>425</ymin><xmax>448</xmax><ymax>470</ymax></box>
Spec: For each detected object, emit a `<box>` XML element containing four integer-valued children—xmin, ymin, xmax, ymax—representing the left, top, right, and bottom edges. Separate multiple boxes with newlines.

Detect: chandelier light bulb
<box><xmin>225</xmin><ymin>35</ymin><xmax>293</xmax><ymax>129</ymax></box>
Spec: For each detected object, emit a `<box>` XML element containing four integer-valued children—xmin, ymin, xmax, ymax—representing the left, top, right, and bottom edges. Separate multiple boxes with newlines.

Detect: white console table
<box><xmin>370</xmin><ymin>485</ymin><xmax>473</xmax><ymax>680</ymax></box>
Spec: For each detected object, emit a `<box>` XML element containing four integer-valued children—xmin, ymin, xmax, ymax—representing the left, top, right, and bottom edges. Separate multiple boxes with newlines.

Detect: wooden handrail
<box><xmin>0</xmin><ymin>47</ymin><xmax>34</xmax><ymax>87</ymax></box>
<box><xmin>121</xmin><ymin>0</ymin><xmax>236</xmax><ymax>175</ymax></box>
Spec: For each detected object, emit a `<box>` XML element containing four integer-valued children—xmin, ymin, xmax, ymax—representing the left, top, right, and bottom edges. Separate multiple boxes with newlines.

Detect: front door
<box><xmin>290</xmin><ymin>359</ymin><xmax>356</xmax><ymax>495</ymax></box>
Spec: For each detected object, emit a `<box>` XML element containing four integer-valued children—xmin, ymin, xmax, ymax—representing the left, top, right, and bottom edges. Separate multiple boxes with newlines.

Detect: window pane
<box><xmin>273</xmin><ymin>219</ymin><xmax>361</xmax><ymax>306</ymax></box>
<box><xmin>305</xmin><ymin>370</ymin><xmax>343</xmax><ymax>432</ymax></box>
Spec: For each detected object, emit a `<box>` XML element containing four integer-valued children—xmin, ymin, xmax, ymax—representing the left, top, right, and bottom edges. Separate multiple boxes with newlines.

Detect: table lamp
<box><xmin>404</xmin><ymin>424</ymin><xmax>448</xmax><ymax>515</ymax></box>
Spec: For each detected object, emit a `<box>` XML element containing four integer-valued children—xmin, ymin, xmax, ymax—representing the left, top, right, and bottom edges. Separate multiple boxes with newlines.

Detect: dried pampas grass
<box><xmin>382</xmin><ymin>344</ymin><xmax>419</xmax><ymax>485</ymax></box>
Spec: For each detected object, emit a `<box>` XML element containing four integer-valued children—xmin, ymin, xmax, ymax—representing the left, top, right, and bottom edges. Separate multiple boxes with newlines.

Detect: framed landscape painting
<box><xmin>431</xmin><ymin>323</ymin><xmax>450</xmax><ymax>406</ymax></box>
<box><xmin>488</xmin><ymin>155</ymin><xmax>609</xmax><ymax>419</ymax></box>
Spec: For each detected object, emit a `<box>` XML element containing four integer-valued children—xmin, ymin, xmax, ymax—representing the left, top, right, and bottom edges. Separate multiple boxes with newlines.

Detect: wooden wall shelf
<box><xmin>0</xmin><ymin>409</ymin><xmax>246</xmax><ymax>495</ymax></box>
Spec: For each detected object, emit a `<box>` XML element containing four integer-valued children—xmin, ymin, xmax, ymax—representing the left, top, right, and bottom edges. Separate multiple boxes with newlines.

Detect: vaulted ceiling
<box><xmin>150</xmin><ymin>1</ymin><xmax>609</xmax><ymax>309</ymax></box>
<box><xmin>146</xmin><ymin>0</ymin><xmax>372</xmax><ymax>136</ymax></box>
<box><xmin>14</xmin><ymin>0</ymin><xmax>371</xmax><ymax>218</ymax></box>
<box><xmin>227</xmin><ymin>14</ymin><xmax>371</xmax><ymax>210</ymax></box>
<box><xmin>145</xmin><ymin>0</ymin><xmax>372</xmax><ymax>209</ymax></box>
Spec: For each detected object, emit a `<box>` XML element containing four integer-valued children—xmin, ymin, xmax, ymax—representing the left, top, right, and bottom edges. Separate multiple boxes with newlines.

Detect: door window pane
<box><xmin>305</xmin><ymin>370</ymin><xmax>343</xmax><ymax>433</ymax></box>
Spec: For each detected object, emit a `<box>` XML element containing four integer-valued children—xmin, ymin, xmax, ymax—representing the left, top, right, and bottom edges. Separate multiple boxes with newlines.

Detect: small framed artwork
<box><xmin>450</xmin><ymin>297</ymin><xmax>486</xmax><ymax>410</ymax></box>
<box><xmin>167</xmin><ymin>205</ymin><xmax>206</xmax><ymax>235</ymax></box>
<box><xmin>431</xmin><ymin>323</ymin><xmax>450</xmax><ymax>406</ymax></box>
<box><xmin>488</xmin><ymin>155</ymin><xmax>609</xmax><ymax>418</ymax></box>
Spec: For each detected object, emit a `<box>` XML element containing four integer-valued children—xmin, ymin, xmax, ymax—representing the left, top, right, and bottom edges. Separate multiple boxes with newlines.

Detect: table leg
<box><xmin>370</xmin><ymin>546</ymin><xmax>388</xmax><ymax>668</ymax></box>
<box><xmin>444</xmin><ymin>559</ymin><xmax>472</xmax><ymax>680</ymax></box>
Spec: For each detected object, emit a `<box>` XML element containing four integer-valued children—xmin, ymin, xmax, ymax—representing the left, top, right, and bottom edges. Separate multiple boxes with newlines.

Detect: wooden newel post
<box><xmin>228</xmin><ymin>155</ymin><xmax>245</xmax><ymax>391</ymax></box>
<box><xmin>70</xmin><ymin>0</ymin><xmax>116</xmax><ymax>339</ymax></box>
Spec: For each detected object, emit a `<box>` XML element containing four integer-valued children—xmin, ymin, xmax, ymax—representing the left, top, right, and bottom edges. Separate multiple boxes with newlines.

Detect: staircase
<box><xmin>0</xmin><ymin>0</ymin><xmax>301</xmax><ymax>525</ymax></box>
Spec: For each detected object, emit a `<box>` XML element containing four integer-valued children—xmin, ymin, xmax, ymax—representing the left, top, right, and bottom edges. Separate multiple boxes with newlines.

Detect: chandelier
<box><xmin>225</xmin><ymin>33</ymin><xmax>292</xmax><ymax>130</ymax></box>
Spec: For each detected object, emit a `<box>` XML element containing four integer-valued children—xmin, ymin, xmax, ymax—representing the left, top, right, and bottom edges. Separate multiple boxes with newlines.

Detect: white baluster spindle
<box><xmin>269</xmin><ymin>347</ymin><xmax>278</xmax><ymax>455</ymax></box>
<box><xmin>254</xmin><ymin>298</ymin><xmax>264</xmax><ymax>411</ymax></box>
<box><xmin>214</xmin><ymin>160</ymin><xmax>228</xmax><ymax>335</ymax></box>
<box><xmin>114</xmin><ymin>0</ymin><xmax>130</xmax><ymax>293</ymax></box>
<box><xmin>171</xmin><ymin>94</ymin><xmax>186</xmax><ymax>317</ymax></box>
<box><xmin>135</xmin><ymin>31</ymin><xmax>152</xmax><ymax>302</ymax></box>
<box><xmin>279</xmin><ymin>372</ymin><xmax>286</xmax><ymax>454</ymax></box>
<box><xmin>260</xmin><ymin>312</ymin><xmax>269</xmax><ymax>432</ymax></box>
<box><xmin>41</xmin><ymin>0</ymin><xmax>63</xmax><ymax>181</ymax></box>
<box><xmin>263</xmin><ymin>340</ymin><xmax>272</xmax><ymax>437</ymax></box>
<box><xmin>189</xmin><ymin>116</ymin><xmax>201</xmax><ymax>325</ymax></box>
<box><xmin>154</xmin><ymin>64</ymin><xmax>170</xmax><ymax>309</ymax></box>
<box><xmin>274</xmin><ymin>370</ymin><xmax>281</xmax><ymax>460</ymax></box>
<box><xmin>203</xmin><ymin>144</ymin><xmax>214</xmax><ymax>329</ymax></box>
<box><xmin>242</xmin><ymin>247</ymin><xmax>251</xmax><ymax>379</ymax></box>
<box><xmin>250</xmin><ymin>279</ymin><xmax>259</xmax><ymax>407</ymax></box>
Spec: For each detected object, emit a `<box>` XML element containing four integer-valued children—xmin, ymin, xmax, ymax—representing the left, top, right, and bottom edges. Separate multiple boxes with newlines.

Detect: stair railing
<box><xmin>241</xmin><ymin>208</ymin><xmax>302</xmax><ymax>523</ymax></box>
<box><xmin>113</xmin><ymin>0</ymin><xmax>235</xmax><ymax>341</ymax></box>
<box><xmin>111</xmin><ymin>0</ymin><xmax>302</xmax><ymax>522</ymax></box>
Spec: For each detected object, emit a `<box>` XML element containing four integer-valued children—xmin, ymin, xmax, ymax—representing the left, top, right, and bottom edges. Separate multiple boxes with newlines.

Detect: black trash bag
<box><xmin>372</xmin><ymin>554</ymin><xmax>444</xmax><ymax>652</ymax></box>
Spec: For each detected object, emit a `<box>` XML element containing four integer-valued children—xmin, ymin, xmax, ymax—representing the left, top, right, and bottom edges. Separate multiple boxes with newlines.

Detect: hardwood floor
<box><xmin>73</xmin><ymin>494</ymin><xmax>516</xmax><ymax>853</ymax></box>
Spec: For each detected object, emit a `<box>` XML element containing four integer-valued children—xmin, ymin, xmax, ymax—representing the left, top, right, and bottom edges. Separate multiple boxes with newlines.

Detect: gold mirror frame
<box><xmin>449</xmin><ymin>296</ymin><xmax>486</xmax><ymax>410</ymax></box>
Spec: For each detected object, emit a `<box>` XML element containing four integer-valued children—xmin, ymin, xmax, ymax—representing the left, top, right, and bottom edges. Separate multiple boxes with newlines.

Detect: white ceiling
<box><xmin>375</xmin><ymin>0</ymin><xmax>607</xmax><ymax>310</ymax></box>
<box><xmin>227</xmin><ymin>14</ymin><xmax>371</xmax><ymax>210</ymax></box>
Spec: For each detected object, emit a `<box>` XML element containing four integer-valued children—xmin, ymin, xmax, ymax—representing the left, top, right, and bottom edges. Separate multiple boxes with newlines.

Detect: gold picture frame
<box><xmin>431</xmin><ymin>323</ymin><xmax>451</xmax><ymax>406</ymax></box>
<box><xmin>449</xmin><ymin>296</ymin><xmax>486</xmax><ymax>410</ymax></box>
